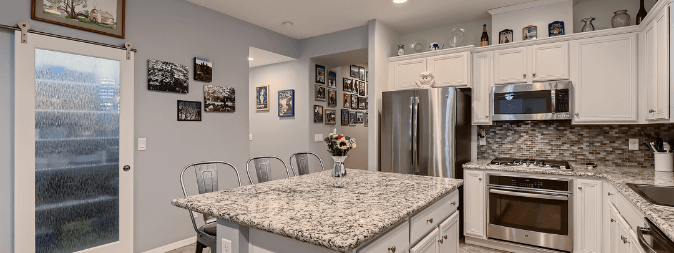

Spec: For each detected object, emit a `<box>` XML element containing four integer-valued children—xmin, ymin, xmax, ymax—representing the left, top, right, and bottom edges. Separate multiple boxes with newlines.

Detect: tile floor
<box><xmin>167</xmin><ymin>242</ymin><xmax>509</xmax><ymax>253</ymax></box>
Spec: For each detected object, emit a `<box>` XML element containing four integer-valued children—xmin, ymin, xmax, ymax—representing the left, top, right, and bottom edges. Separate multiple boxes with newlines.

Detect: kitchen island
<box><xmin>172</xmin><ymin>169</ymin><xmax>463</xmax><ymax>253</ymax></box>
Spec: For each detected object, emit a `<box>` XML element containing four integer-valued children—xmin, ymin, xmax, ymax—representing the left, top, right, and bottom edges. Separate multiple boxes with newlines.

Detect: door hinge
<box><xmin>124</xmin><ymin>42</ymin><xmax>134</xmax><ymax>60</ymax></box>
<box><xmin>18</xmin><ymin>21</ymin><xmax>30</xmax><ymax>44</ymax></box>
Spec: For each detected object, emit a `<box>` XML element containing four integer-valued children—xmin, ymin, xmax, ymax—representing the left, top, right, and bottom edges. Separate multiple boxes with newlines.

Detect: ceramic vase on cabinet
<box><xmin>612</xmin><ymin>10</ymin><xmax>631</xmax><ymax>28</ymax></box>
<box><xmin>397</xmin><ymin>44</ymin><xmax>405</xmax><ymax>56</ymax></box>
<box><xmin>581</xmin><ymin>17</ymin><xmax>595</xmax><ymax>32</ymax></box>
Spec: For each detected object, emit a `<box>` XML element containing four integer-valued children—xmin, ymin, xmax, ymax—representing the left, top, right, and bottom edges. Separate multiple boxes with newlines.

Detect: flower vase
<box><xmin>612</xmin><ymin>10</ymin><xmax>631</xmax><ymax>28</ymax></box>
<box><xmin>332</xmin><ymin>156</ymin><xmax>347</xmax><ymax>188</ymax></box>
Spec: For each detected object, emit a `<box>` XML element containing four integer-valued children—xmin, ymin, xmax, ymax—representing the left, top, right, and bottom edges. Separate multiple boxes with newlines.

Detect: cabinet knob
<box><xmin>486</xmin><ymin>115</ymin><xmax>489</xmax><ymax>119</ymax></box>
<box><xmin>649</xmin><ymin>109</ymin><xmax>656</xmax><ymax>113</ymax></box>
<box><xmin>123</xmin><ymin>165</ymin><xmax>131</xmax><ymax>171</ymax></box>
<box><xmin>578</xmin><ymin>186</ymin><xmax>583</xmax><ymax>190</ymax></box>
<box><xmin>443</xmin><ymin>235</ymin><xmax>448</xmax><ymax>239</ymax></box>
<box><xmin>479</xmin><ymin>178</ymin><xmax>482</xmax><ymax>181</ymax></box>
<box><xmin>621</xmin><ymin>235</ymin><xmax>629</xmax><ymax>244</ymax></box>
<box><xmin>427</xmin><ymin>218</ymin><xmax>434</xmax><ymax>224</ymax></box>
<box><xmin>533</xmin><ymin>73</ymin><xmax>537</xmax><ymax>77</ymax></box>
<box><xmin>611</xmin><ymin>218</ymin><xmax>616</xmax><ymax>223</ymax></box>
<box><xmin>608</xmin><ymin>192</ymin><xmax>613</xmax><ymax>196</ymax></box>
<box><xmin>575</xmin><ymin>113</ymin><xmax>580</xmax><ymax>117</ymax></box>
<box><xmin>438</xmin><ymin>238</ymin><xmax>444</xmax><ymax>244</ymax></box>
<box><xmin>388</xmin><ymin>246</ymin><xmax>396</xmax><ymax>253</ymax></box>
<box><xmin>451</xmin><ymin>201</ymin><xmax>457</xmax><ymax>206</ymax></box>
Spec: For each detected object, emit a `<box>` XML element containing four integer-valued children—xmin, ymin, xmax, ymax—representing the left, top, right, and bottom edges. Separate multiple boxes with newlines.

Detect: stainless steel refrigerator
<box><xmin>380</xmin><ymin>87</ymin><xmax>471</xmax><ymax>179</ymax></box>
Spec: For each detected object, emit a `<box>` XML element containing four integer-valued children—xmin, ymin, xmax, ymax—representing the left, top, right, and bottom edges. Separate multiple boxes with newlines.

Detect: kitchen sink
<box><xmin>627</xmin><ymin>184</ymin><xmax>674</xmax><ymax>207</ymax></box>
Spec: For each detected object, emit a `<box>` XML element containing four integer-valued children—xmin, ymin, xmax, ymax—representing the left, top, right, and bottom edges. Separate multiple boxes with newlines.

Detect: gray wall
<box><xmin>0</xmin><ymin>0</ymin><xmax>299</xmax><ymax>252</ymax></box>
<box><xmin>399</xmin><ymin>18</ymin><xmax>492</xmax><ymax>52</ymax></box>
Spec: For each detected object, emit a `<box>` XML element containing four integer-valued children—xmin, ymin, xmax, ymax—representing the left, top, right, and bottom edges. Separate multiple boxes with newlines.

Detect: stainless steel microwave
<box><xmin>492</xmin><ymin>81</ymin><xmax>572</xmax><ymax>121</ymax></box>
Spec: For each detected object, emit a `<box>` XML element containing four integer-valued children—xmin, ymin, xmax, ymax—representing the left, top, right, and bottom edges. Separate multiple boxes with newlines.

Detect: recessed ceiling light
<box><xmin>248</xmin><ymin>57</ymin><xmax>254</xmax><ymax>61</ymax></box>
<box><xmin>282</xmin><ymin>21</ymin><xmax>294</xmax><ymax>27</ymax></box>
<box><xmin>393</xmin><ymin>0</ymin><xmax>407</xmax><ymax>4</ymax></box>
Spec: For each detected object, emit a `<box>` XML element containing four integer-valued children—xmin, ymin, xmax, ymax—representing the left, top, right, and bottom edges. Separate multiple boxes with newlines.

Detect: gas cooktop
<box><xmin>490</xmin><ymin>157</ymin><xmax>571</xmax><ymax>170</ymax></box>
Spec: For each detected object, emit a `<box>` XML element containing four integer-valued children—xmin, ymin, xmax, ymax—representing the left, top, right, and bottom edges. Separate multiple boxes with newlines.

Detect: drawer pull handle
<box><xmin>578</xmin><ymin>186</ymin><xmax>582</xmax><ymax>190</ymax></box>
<box><xmin>451</xmin><ymin>201</ymin><xmax>457</xmax><ymax>206</ymax></box>
<box><xmin>388</xmin><ymin>246</ymin><xmax>396</xmax><ymax>253</ymax></box>
<box><xmin>533</xmin><ymin>73</ymin><xmax>536</xmax><ymax>78</ymax></box>
<box><xmin>479</xmin><ymin>178</ymin><xmax>482</xmax><ymax>181</ymax></box>
<box><xmin>438</xmin><ymin>238</ymin><xmax>444</xmax><ymax>244</ymax></box>
<box><xmin>611</xmin><ymin>218</ymin><xmax>616</xmax><ymax>223</ymax></box>
<box><xmin>649</xmin><ymin>109</ymin><xmax>655</xmax><ymax>113</ymax></box>
<box><xmin>621</xmin><ymin>235</ymin><xmax>629</xmax><ymax>244</ymax></box>
<box><xmin>443</xmin><ymin>235</ymin><xmax>448</xmax><ymax>239</ymax></box>
<box><xmin>427</xmin><ymin>218</ymin><xmax>434</xmax><ymax>224</ymax></box>
<box><xmin>608</xmin><ymin>192</ymin><xmax>613</xmax><ymax>196</ymax></box>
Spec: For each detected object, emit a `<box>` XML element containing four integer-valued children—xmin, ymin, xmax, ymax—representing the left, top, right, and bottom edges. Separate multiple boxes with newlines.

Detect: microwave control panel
<box><xmin>555</xmin><ymin>89</ymin><xmax>570</xmax><ymax>113</ymax></box>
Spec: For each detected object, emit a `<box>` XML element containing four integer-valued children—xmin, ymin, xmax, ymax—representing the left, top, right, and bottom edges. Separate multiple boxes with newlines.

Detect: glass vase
<box><xmin>581</xmin><ymin>17</ymin><xmax>595</xmax><ymax>32</ymax></box>
<box><xmin>612</xmin><ymin>10</ymin><xmax>631</xmax><ymax>28</ymax></box>
<box><xmin>332</xmin><ymin>156</ymin><xmax>347</xmax><ymax>188</ymax></box>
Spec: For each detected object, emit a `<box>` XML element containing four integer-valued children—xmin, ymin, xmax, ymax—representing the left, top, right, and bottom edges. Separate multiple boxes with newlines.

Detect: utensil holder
<box><xmin>654</xmin><ymin>153</ymin><xmax>674</xmax><ymax>172</ymax></box>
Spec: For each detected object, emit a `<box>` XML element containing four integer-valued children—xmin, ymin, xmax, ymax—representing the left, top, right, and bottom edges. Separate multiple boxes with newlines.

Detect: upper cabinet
<box><xmin>571</xmin><ymin>33</ymin><xmax>638</xmax><ymax>124</ymax></box>
<box><xmin>493</xmin><ymin>42</ymin><xmax>569</xmax><ymax>85</ymax></box>
<box><xmin>388</xmin><ymin>49</ymin><xmax>473</xmax><ymax>91</ymax></box>
<box><xmin>472</xmin><ymin>52</ymin><xmax>493</xmax><ymax>125</ymax></box>
<box><xmin>644</xmin><ymin>6</ymin><xmax>670</xmax><ymax>121</ymax></box>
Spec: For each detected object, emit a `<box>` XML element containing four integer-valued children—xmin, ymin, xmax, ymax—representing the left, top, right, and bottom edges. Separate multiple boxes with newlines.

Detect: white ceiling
<box><xmin>249</xmin><ymin>47</ymin><xmax>296</xmax><ymax>68</ymax></box>
<box><xmin>187</xmin><ymin>0</ymin><xmax>537</xmax><ymax>39</ymax></box>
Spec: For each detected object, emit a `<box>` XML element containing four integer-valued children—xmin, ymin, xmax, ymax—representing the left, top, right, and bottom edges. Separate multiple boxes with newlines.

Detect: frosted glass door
<box><xmin>15</xmin><ymin>31</ymin><xmax>134</xmax><ymax>253</ymax></box>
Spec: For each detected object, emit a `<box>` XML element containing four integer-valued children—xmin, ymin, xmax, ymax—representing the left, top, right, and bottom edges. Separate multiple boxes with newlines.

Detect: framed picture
<box><xmin>315</xmin><ymin>65</ymin><xmax>326</xmax><ymax>84</ymax></box>
<box><xmin>499</xmin><ymin>29</ymin><xmax>513</xmax><ymax>44</ymax></box>
<box><xmin>349</xmin><ymin>111</ymin><xmax>357</xmax><ymax>126</ymax></box>
<box><xmin>177</xmin><ymin>100</ymin><xmax>201</xmax><ymax>121</ymax></box>
<box><xmin>325</xmin><ymin>109</ymin><xmax>336</xmax><ymax>125</ymax></box>
<box><xmin>343</xmin><ymin>93</ymin><xmax>351</xmax><ymax>108</ymax></box>
<box><xmin>351</xmin><ymin>94</ymin><xmax>359</xmax><ymax>110</ymax></box>
<box><xmin>343</xmin><ymin>78</ymin><xmax>352</xmax><ymax>92</ymax></box>
<box><xmin>147</xmin><ymin>59</ymin><xmax>189</xmax><ymax>93</ymax></box>
<box><xmin>365</xmin><ymin>97</ymin><xmax>369</xmax><ymax>110</ymax></box>
<box><xmin>255</xmin><ymin>85</ymin><xmax>269</xmax><ymax>111</ymax></box>
<box><xmin>366</xmin><ymin>71</ymin><xmax>369</xmax><ymax>82</ymax></box>
<box><xmin>314</xmin><ymin>105</ymin><xmax>324</xmax><ymax>123</ymax></box>
<box><xmin>341</xmin><ymin>109</ymin><xmax>350</xmax><ymax>125</ymax></box>
<box><xmin>194</xmin><ymin>57</ymin><xmax>212</xmax><ymax>82</ymax></box>
<box><xmin>32</xmin><ymin>0</ymin><xmax>126</xmax><ymax>38</ymax></box>
<box><xmin>204</xmin><ymin>85</ymin><xmax>235</xmax><ymax>112</ymax></box>
<box><xmin>352</xmin><ymin>80</ymin><xmax>359</xmax><ymax>94</ymax></box>
<box><xmin>359</xmin><ymin>82</ymin><xmax>366</xmax><ymax>96</ymax></box>
<box><xmin>522</xmin><ymin>25</ymin><xmax>537</xmax><ymax>40</ymax></box>
<box><xmin>350</xmin><ymin>65</ymin><xmax>359</xmax><ymax>78</ymax></box>
<box><xmin>359</xmin><ymin>67</ymin><xmax>366</xmax><ymax>81</ymax></box>
<box><xmin>358</xmin><ymin>97</ymin><xmax>366</xmax><ymax>110</ymax></box>
<box><xmin>356</xmin><ymin>111</ymin><xmax>364</xmax><ymax>124</ymax></box>
<box><xmin>548</xmin><ymin>21</ymin><xmax>565</xmax><ymax>37</ymax></box>
<box><xmin>327</xmin><ymin>89</ymin><xmax>337</xmax><ymax>107</ymax></box>
<box><xmin>364</xmin><ymin>112</ymin><xmax>368</xmax><ymax>127</ymax></box>
<box><xmin>327</xmin><ymin>71</ymin><xmax>337</xmax><ymax>88</ymax></box>
<box><xmin>278</xmin><ymin>89</ymin><xmax>295</xmax><ymax>117</ymax></box>
<box><xmin>315</xmin><ymin>84</ymin><xmax>326</xmax><ymax>101</ymax></box>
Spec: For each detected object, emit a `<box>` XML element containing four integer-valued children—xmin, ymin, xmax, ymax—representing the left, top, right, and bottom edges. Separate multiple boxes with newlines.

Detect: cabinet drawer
<box><xmin>358</xmin><ymin>220</ymin><xmax>410</xmax><ymax>253</ymax></box>
<box><xmin>410</xmin><ymin>228</ymin><xmax>439</xmax><ymax>253</ymax></box>
<box><xmin>410</xmin><ymin>191</ymin><xmax>459</xmax><ymax>244</ymax></box>
<box><xmin>615</xmin><ymin>189</ymin><xmax>647</xmax><ymax>231</ymax></box>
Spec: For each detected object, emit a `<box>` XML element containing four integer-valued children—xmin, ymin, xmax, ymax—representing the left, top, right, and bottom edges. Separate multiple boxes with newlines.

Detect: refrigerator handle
<box><xmin>411</xmin><ymin>96</ymin><xmax>419</xmax><ymax>174</ymax></box>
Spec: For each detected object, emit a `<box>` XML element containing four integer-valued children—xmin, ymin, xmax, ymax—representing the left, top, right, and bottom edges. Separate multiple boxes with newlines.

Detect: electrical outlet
<box><xmin>315</xmin><ymin>134</ymin><xmax>324</xmax><ymax>142</ymax></box>
<box><xmin>629</xmin><ymin>139</ymin><xmax>639</xmax><ymax>151</ymax></box>
<box><xmin>479</xmin><ymin>137</ymin><xmax>487</xmax><ymax>146</ymax></box>
<box><xmin>221</xmin><ymin>238</ymin><xmax>232</xmax><ymax>253</ymax></box>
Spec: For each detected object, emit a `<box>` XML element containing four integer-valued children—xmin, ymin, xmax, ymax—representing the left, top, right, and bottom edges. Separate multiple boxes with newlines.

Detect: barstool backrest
<box><xmin>289</xmin><ymin>152</ymin><xmax>324</xmax><ymax>176</ymax></box>
<box><xmin>245</xmin><ymin>156</ymin><xmax>290</xmax><ymax>184</ymax></box>
<box><xmin>180</xmin><ymin>161</ymin><xmax>241</xmax><ymax>225</ymax></box>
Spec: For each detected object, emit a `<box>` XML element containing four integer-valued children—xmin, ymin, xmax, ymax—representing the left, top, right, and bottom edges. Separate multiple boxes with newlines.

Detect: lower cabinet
<box><xmin>608</xmin><ymin>204</ymin><xmax>646</xmax><ymax>253</ymax></box>
<box><xmin>358</xmin><ymin>220</ymin><xmax>410</xmax><ymax>253</ymax></box>
<box><xmin>574</xmin><ymin>179</ymin><xmax>604</xmax><ymax>253</ymax></box>
<box><xmin>464</xmin><ymin>171</ymin><xmax>485</xmax><ymax>238</ymax></box>
<box><xmin>411</xmin><ymin>212</ymin><xmax>460</xmax><ymax>253</ymax></box>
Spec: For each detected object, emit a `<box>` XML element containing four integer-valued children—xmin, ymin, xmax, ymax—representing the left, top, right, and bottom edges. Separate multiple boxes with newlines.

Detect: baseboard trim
<box><xmin>142</xmin><ymin>236</ymin><xmax>196</xmax><ymax>253</ymax></box>
<box><xmin>464</xmin><ymin>236</ymin><xmax>564</xmax><ymax>253</ymax></box>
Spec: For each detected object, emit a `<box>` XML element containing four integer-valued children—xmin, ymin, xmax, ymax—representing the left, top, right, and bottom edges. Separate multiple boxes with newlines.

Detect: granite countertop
<box><xmin>464</xmin><ymin>159</ymin><xmax>674</xmax><ymax>242</ymax></box>
<box><xmin>172</xmin><ymin>169</ymin><xmax>463</xmax><ymax>253</ymax></box>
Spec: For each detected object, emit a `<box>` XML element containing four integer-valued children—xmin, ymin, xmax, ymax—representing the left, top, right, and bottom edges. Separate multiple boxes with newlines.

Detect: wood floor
<box><xmin>167</xmin><ymin>242</ymin><xmax>509</xmax><ymax>253</ymax></box>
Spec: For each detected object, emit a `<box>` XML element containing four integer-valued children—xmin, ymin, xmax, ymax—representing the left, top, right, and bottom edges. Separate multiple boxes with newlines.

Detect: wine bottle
<box><xmin>481</xmin><ymin>24</ymin><xmax>489</xmax><ymax>47</ymax></box>
<box><xmin>636</xmin><ymin>0</ymin><xmax>647</xmax><ymax>25</ymax></box>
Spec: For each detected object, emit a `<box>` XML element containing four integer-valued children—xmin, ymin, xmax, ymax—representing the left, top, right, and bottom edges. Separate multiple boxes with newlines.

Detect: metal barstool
<box><xmin>245</xmin><ymin>156</ymin><xmax>291</xmax><ymax>184</ymax></box>
<box><xmin>289</xmin><ymin>152</ymin><xmax>325</xmax><ymax>176</ymax></box>
<box><xmin>180</xmin><ymin>161</ymin><xmax>242</xmax><ymax>253</ymax></box>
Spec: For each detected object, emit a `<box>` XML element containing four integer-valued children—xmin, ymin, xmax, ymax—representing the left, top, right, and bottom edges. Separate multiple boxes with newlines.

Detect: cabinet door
<box><xmin>494</xmin><ymin>47</ymin><xmax>527</xmax><ymax>84</ymax></box>
<box><xmin>609</xmin><ymin>205</ymin><xmax>623</xmax><ymax>253</ymax></box>
<box><xmin>532</xmin><ymin>42</ymin><xmax>569</xmax><ymax>81</ymax></box>
<box><xmin>438</xmin><ymin>212</ymin><xmax>459</xmax><ymax>253</ymax></box>
<box><xmin>575</xmin><ymin>179</ymin><xmax>603</xmax><ymax>253</ymax></box>
<box><xmin>472</xmin><ymin>52</ymin><xmax>493</xmax><ymax>125</ymax></box>
<box><xmin>571</xmin><ymin>33</ymin><xmax>638</xmax><ymax>124</ymax></box>
<box><xmin>464</xmin><ymin>171</ymin><xmax>485</xmax><ymax>238</ymax></box>
<box><xmin>410</xmin><ymin>228</ymin><xmax>439</xmax><ymax>253</ymax></box>
<box><xmin>427</xmin><ymin>52</ymin><xmax>470</xmax><ymax>87</ymax></box>
<box><xmin>645</xmin><ymin>8</ymin><xmax>670</xmax><ymax>120</ymax></box>
<box><xmin>393</xmin><ymin>58</ymin><xmax>427</xmax><ymax>90</ymax></box>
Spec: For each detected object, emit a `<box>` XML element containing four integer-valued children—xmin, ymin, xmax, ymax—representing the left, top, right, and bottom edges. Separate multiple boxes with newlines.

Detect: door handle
<box><xmin>123</xmin><ymin>165</ymin><xmax>131</xmax><ymax>171</ymax></box>
<box><xmin>638</xmin><ymin>227</ymin><xmax>659</xmax><ymax>253</ymax></box>
<box><xmin>489</xmin><ymin>189</ymin><xmax>569</xmax><ymax>201</ymax></box>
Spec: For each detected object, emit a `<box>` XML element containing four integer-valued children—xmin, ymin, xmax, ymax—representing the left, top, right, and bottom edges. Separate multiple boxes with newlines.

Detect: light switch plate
<box><xmin>221</xmin><ymin>238</ymin><xmax>232</xmax><ymax>253</ymax></box>
<box><xmin>629</xmin><ymin>139</ymin><xmax>639</xmax><ymax>151</ymax></box>
<box><xmin>249</xmin><ymin>133</ymin><xmax>253</xmax><ymax>141</ymax></box>
<box><xmin>138</xmin><ymin>138</ymin><xmax>146</xmax><ymax>151</ymax></box>
<box><xmin>315</xmin><ymin>134</ymin><xmax>324</xmax><ymax>142</ymax></box>
<box><xmin>479</xmin><ymin>137</ymin><xmax>486</xmax><ymax>146</ymax></box>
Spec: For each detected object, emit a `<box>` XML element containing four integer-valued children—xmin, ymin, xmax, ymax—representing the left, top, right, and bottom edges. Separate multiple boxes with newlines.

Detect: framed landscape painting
<box><xmin>194</xmin><ymin>57</ymin><xmax>212</xmax><ymax>82</ymax></box>
<box><xmin>32</xmin><ymin>0</ymin><xmax>126</xmax><ymax>38</ymax></box>
<box><xmin>255</xmin><ymin>85</ymin><xmax>269</xmax><ymax>111</ymax></box>
<box><xmin>204</xmin><ymin>85</ymin><xmax>235</xmax><ymax>112</ymax></box>
<box><xmin>278</xmin><ymin>89</ymin><xmax>295</xmax><ymax>117</ymax></box>
<box><xmin>148</xmin><ymin>59</ymin><xmax>189</xmax><ymax>93</ymax></box>
<box><xmin>350</xmin><ymin>65</ymin><xmax>359</xmax><ymax>78</ymax></box>
<box><xmin>177</xmin><ymin>100</ymin><xmax>201</xmax><ymax>121</ymax></box>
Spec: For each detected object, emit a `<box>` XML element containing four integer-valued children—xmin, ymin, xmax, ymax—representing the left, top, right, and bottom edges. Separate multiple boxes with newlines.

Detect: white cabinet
<box><xmin>427</xmin><ymin>52</ymin><xmax>471</xmax><ymax>87</ymax></box>
<box><xmin>392</xmin><ymin>58</ymin><xmax>427</xmax><ymax>90</ymax></box>
<box><xmin>608</xmin><ymin>204</ymin><xmax>645</xmax><ymax>253</ymax></box>
<box><xmin>410</xmin><ymin>228</ymin><xmax>439</xmax><ymax>253</ymax></box>
<box><xmin>438</xmin><ymin>212</ymin><xmax>459</xmax><ymax>253</ymax></box>
<box><xmin>574</xmin><ymin>179</ymin><xmax>603</xmax><ymax>253</ymax></box>
<box><xmin>494</xmin><ymin>47</ymin><xmax>528</xmax><ymax>84</ymax></box>
<box><xmin>493</xmin><ymin>42</ymin><xmax>569</xmax><ymax>85</ymax></box>
<box><xmin>644</xmin><ymin>6</ymin><xmax>670</xmax><ymax>121</ymax></box>
<box><xmin>464</xmin><ymin>170</ymin><xmax>485</xmax><ymax>238</ymax></box>
<box><xmin>571</xmin><ymin>33</ymin><xmax>638</xmax><ymax>124</ymax></box>
<box><xmin>472</xmin><ymin>52</ymin><xmax>493</xmax><ymax>125</ymax></box>
<box><xmin>532</xmin><ymin>42</ymin><xmax>570</xmax><ymax>81</ymax></box>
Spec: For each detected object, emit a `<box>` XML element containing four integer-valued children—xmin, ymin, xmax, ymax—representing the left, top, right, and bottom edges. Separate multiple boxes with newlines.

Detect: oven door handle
<box><xmin>489</xmin><ymin>189</ymin><xmax>569</xmax><ymax>201</ymax></box>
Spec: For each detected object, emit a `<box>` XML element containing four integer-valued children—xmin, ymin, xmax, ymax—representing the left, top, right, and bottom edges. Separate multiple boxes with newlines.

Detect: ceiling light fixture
<box><xmin>248</xmin><ymin>57</ymin><xmax>254</xmax><ymax>61</ymax></box>
<box><xmin>282</xmin><ymin>21</ymin><xmax>294</xmax><ymax>27</ymax></box>
<box><xmin>393</xmin><ymin>0</ymin><xmax>407</xmax><ymax>4</ymax></box>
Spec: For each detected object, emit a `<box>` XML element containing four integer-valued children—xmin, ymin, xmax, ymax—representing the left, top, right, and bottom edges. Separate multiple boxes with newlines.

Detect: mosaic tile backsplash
<box><xmin>477</xmin><ymin>121</ymin><xmax>674</xmax><ymax>168</ymax></box>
